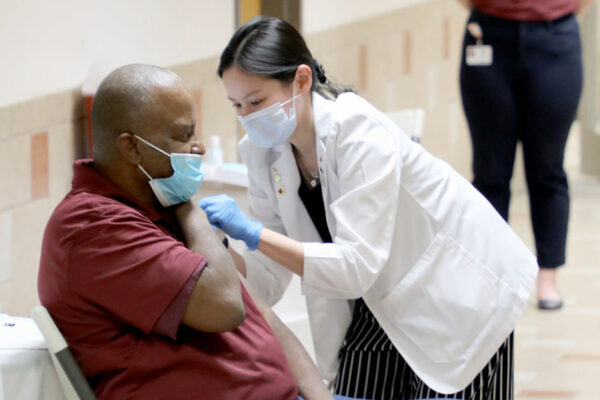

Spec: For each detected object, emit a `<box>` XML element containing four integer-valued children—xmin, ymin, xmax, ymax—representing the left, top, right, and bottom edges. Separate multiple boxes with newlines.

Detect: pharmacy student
<box><xmin>200</xmin><ymin>16</ymin><xmax>537</xmax><ymax>400</ymax></box>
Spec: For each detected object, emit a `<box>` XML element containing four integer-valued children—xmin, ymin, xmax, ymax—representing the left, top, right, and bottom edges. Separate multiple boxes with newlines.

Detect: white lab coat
<box><xmin>238</xmin><ymin>92</ymin><xmax>537</xmax><ymax>394</ymax></box>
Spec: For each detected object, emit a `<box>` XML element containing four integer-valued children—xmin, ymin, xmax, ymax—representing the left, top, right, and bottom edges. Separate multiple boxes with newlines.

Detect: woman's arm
<box><xmin>258</xmin><ymin>228</ymin><xmax>305</xmax><ymax>276</ymax></box>
<box><xmin>201</xmin><ymin>109</ymin><xmax>403</xmax><ymax>299</ymax></box>
<box><xmin>199</xmin><ymin>195</ymin><xmax>305</xmax><ymax>276</ymax></box>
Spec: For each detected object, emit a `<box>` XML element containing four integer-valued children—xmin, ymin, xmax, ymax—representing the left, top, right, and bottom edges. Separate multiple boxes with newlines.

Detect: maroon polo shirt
<box><xmin>38</xmin><ymin>159</ymin><xmax>297</xmax><ymax>400</ymax></box>
<box><xmin>472</xmin><ymin>0</ymin><xmax>577</xmax><ymax>21</ymax></box>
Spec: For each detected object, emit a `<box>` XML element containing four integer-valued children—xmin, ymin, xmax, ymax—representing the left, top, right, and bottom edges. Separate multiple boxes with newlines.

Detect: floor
<box><xmin>510</xmin><ymin>127</ymin><xmax>600</xmax><ymax>400</ymax></box>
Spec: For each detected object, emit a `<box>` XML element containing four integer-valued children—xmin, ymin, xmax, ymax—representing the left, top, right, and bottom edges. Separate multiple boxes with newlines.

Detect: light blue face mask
<box><xmin>237</xmin><ymin>85</ymin><xmax>300</xmax><ymax>148</ymax></box>
<box><xmin>135</xmin><ymin>135</ymin><xmax>204</xmax><ymax>207</ymax></box>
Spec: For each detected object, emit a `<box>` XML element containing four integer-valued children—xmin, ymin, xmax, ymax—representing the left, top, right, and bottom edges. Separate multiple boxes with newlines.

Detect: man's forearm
<box><xmin>263</xmin><ymin>308</ymin><xmax>332</xmax><ymax>400</ymax></box>
<box><xmin>240</xmin><ymin>273</ymin><xmax>332</xmax><ymax>399</ymax></box>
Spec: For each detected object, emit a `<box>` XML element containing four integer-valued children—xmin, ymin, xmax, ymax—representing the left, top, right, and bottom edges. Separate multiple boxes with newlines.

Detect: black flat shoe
<box><xmin>537</xmin><ymin>299</ymin><xmax>563</xmax><ymax>310</ymax></box>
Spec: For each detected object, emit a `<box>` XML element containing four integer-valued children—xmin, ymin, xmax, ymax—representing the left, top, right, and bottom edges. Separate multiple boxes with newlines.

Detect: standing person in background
<box><xmin>201</xmin><ymin>16</ymin><xmax>538</xmax><ymax>400</ymax></box>
<box><xmin>458</xmin><ymin>0</ymin><xmax>594</xmax><ymax>310</ymax></box>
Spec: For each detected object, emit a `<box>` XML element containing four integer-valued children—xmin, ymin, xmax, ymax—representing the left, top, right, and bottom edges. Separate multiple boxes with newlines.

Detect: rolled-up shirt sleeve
<box><xmin>69</xmin><ymin>206</ymin><xmax>207</xmax><ymax>334</ymax></box>
<box><xmin>152</xmin><ymin>261</ymin><xmax>205</xmax><ymax>339</ymax></box>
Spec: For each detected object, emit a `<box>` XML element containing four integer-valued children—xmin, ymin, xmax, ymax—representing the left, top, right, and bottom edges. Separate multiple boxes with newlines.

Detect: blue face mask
<box><xmin>237</xmin><ymin>85</ymin><xmax>300</xmax><ymax>148</ymax></box>
<box><xmin>135</xmin><ymin>135</ymin><xmax>204</xmax><ymax>207</ymax></box>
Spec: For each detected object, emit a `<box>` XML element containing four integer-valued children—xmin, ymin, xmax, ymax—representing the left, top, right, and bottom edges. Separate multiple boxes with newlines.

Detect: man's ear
<box><xmin>116</xmin><ymin>132</ymin><xmax>141</xmax><ymax>165</ymax></box>
<box><xmin>294</xmin><ymin>64</ymin><xmax>313</xmax><ymax>95</ymax></box>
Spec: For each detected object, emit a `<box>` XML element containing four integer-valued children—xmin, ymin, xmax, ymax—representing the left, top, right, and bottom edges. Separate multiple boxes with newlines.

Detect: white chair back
<box><xmin>31</xmin><ymin>305</ymin><xmax>97</xmax><ymax>400</ymax></box>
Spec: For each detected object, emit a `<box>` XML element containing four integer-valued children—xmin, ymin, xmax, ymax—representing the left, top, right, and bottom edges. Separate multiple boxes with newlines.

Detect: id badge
<box><xmin>466</xmin><ymin>44</ymin><xmax>493</xmax><ymax>66</ymax></box>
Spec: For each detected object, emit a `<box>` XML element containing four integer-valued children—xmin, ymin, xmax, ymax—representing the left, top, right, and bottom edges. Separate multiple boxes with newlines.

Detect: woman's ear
<box><xmin>295</xmin><ymin>64</ymin><xmax>313</xmax><ymax>94</ymax></box>
<box><xmin>117</xmin><ymin>132</ymin><xmax>141</xmax><ymax>165</ymax></box>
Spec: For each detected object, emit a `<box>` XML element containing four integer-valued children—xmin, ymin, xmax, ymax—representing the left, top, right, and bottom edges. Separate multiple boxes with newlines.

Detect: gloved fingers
<box><xmin>203</xmin><ymin>208</ymin><xmax>240</xmax><ymax>237</ymax></box>
<box><xmin>199</xmin><ymin>195</ymin><xmax>241</xmax><ymax>220</ymax></box>
<box><xmin>198</xmin><ymin>194</ymin><xmax>232</xmax><ymax>209</ymax></box>
<box><xmin>199</xmin><ymin>200</ymin><xmax>230</xmax><ymax>218</ymax></box>
<box><xmin>204</xmin><ymin>210</ymin><xmax>224</xmax><ymax>226</ymax></box>
<box><xmin>209</xmin><ymin>201</ymin><xmax>247</xmax><ymax>224</ymax></box>
<box><xmin>200</xmin><ymin>203</ymin><xmax>220</xmax><ymax>218</ymax></box>
<box><xmin>220</xmin><ymin>198</ymin><xmax>240</xmax><ymax>214</ymax></box>
<box><xmin>198</xmin><ymin>198</ymin><xmax>217</xmax><ymax>211</ymax></box>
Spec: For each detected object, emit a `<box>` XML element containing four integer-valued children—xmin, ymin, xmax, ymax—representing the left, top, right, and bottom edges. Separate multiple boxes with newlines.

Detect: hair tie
<box><xmin>314</xmin><ymin>60</ymin><xmax>327</xmax><ymax>84</ymax></box>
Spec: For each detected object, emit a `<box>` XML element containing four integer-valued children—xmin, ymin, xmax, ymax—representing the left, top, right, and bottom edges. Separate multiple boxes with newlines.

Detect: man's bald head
<box><xmin>90</xmin><ymin>64</ymin><xmax>185</xmax><ymax>161</ymax></box>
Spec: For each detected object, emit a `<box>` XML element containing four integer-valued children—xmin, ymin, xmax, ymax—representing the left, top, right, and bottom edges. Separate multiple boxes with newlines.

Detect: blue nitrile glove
<box><xmin>198</xmin><ymin>194</ymin><xmax>263</xmax><ymax>250</ymax></box>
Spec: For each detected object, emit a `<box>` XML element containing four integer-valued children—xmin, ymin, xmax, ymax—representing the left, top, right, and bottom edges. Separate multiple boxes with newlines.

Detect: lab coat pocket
<box><xmin>381</xmin><ymin>233</ymin><xmax>499</xmax><ymax>363</ymax></box>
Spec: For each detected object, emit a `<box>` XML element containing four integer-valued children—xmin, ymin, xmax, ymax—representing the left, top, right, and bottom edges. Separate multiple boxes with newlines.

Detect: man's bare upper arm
<box><xmin>180</xmin><ymin>261</ymin><xmax>245</xmax><ymax>332</ymax></box>
<box><xmin>175</xmin><ymin>200</ymin><xmax>246</xmax><ymax>332</ymax></box>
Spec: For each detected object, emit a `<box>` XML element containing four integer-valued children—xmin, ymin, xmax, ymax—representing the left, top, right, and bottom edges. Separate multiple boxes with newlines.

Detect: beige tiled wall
<box><xmin>1</xmin><ymin>0</ymin><xmax>521</xmax><ymax>317</ymax></box>
<box><xmin>0</xmin><ymin>88</ymin><xmax>85</xmax><ymax>316</ymax></box>
<box><xmin>171</xmin><ymin>58</ymin><xmax>241</xmax><ymax>163</ymax></box>
<box><xmin>305</xmin><ymin>0</ymin><xmax>474</xmax><ymax>176</ymax></box>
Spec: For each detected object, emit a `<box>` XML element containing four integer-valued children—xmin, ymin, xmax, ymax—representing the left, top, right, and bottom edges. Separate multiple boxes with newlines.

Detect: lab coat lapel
<box><xmin>271</xmin><ymin>141</ymin><xmax>352</xmax><ymax>381</ymax></box>
<box><xmin>270</xmin><ymin>144</ymin><xmax>321</xmax><ymax>242</ymax></box>
<box><xmin>312</xmin><ymin>92</ymin><xmax>336</xmax><ymax>236</ymax></box>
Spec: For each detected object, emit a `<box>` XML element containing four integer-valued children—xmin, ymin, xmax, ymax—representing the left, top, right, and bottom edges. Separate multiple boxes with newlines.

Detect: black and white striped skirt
<box><xmin>332</xmin><ymin>299</ymin><xmax>513</xmax><ymax>400</ymax></box>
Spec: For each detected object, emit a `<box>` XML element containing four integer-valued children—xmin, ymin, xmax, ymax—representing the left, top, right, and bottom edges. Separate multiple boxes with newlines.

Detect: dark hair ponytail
<box><xmin>218</xmin><ymin>16</ymin><xmax>354</xmax><ymax>99</ymax></box>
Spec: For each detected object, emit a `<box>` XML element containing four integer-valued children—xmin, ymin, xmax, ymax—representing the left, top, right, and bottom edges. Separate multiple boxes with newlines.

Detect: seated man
<box><xmin>38</xmin><ymin>64</ymin><xmax>351</xmax><ymax>400</ymax></box>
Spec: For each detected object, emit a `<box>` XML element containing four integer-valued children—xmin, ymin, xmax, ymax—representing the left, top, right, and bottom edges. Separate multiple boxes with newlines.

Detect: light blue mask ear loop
<box><xmin>134</xmin><ymin>135</ymin><xmax>171</xmax><ymax>179</ymax></box>
<box><xmin>138</xmin><ymin>164</ymin><xmax>153</xmax><ymax>180</ymax></box>
<box><xmin>280</xmin><ymin>83</ymin><xmax>299</xmax><ymax>119</ymax></box>
<box><xmin>282</xmin><ymin>83</ymin><xmax>298</xmax><ymax>117</ymax></box>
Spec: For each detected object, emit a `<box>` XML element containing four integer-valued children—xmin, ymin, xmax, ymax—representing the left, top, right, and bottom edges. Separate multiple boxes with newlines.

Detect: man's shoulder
<box><xmin>63</xmin><ymin>188</ymin><xmax>138</xmax><ymax>214</ymax></box>
<box><xmin>49</xmin><ymin>189</ymin><xmax>145</xmax><ymax>234</ymax></box>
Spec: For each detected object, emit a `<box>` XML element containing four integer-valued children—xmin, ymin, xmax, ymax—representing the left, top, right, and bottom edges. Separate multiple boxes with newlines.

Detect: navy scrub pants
<box><xmin>460</xmin><ymin>8</ymin><xmax>583</xmax><ymax>268</ymax></box>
